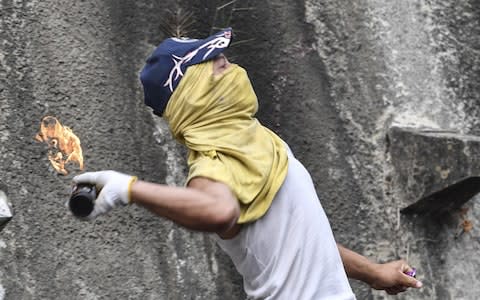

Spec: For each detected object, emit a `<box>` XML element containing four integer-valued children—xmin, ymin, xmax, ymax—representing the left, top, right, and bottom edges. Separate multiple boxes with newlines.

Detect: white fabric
<box><xmin>215</xmin><ymin>147</ymin><xmax>356</xmax><ymax>300</ymax></box>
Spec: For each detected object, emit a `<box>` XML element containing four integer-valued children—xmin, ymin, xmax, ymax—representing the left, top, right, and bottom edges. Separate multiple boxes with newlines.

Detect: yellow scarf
<box><xmin>164</xmin><ymin>61</ymin><xmax>288</xmax><ymax>223</ymax></box>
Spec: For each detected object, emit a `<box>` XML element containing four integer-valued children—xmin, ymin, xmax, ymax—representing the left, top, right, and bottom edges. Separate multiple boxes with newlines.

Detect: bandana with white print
<box><xmin>140</xmin><ymin>28</ymin><xmax>232</xmax><ymax>115</ymax></box>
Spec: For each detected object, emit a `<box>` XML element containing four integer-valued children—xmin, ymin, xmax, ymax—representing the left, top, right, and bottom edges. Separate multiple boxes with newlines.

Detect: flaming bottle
<box><xmin>69</xmin><ymin>184</ymin><xmax>96</xmax><ymax>218</ymax></box>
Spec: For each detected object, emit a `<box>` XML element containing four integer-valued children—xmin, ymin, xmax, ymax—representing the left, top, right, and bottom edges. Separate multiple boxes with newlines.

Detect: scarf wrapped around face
<box><xmin>163</xmin><ymin>60</ymin><xmax>288</xmax><ymax>223</ymax></box>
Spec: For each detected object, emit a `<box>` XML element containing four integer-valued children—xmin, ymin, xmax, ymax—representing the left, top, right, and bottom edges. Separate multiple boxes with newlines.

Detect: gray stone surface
<box><xmin>0</xmin><ymin>0</ymin><xmax>479</xmax><ymax>299</ymax></box>
<box><xmin>388</xmin><ymin>126</ymin><xmax>480</xmax><ymax>215</ymax></box>
<box><xmin>303</xmin><ymin>1</ymin><xmax>480</xmax><ymax>299</ymax></box>
<box><xmin>0</xmin><ymin>1</ymin><xmax>243</xmax><ymax>299</ymax></box>
<box><xmin>0</xmin><ymin>189</ymin><xmax>13</xmax><ymax>231</ymax></box>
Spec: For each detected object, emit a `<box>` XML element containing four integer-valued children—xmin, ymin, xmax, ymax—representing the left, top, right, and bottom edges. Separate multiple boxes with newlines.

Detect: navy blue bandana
<box><xmin>140</xmin><ymin>28</ymin><xmax>233</xmax><ymax>115</ymax></box>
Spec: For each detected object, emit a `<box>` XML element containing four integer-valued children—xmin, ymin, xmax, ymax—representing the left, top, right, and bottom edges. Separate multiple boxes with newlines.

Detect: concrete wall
<box><xmin>0</xmin><ymin>0</ymin><xmax>479</xmax><ymax>299</ymax></box>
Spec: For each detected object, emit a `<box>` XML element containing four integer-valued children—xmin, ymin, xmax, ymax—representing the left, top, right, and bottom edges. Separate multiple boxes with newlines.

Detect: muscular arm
<box><xmin>338</xmin><ymin>244</ymin><xmax>422</xmax><ymax>295</ymax></box>
<box><xmin>130</xmin><ymin>177</ymin><xmax>240</xmax><ymax>235</ymax></box>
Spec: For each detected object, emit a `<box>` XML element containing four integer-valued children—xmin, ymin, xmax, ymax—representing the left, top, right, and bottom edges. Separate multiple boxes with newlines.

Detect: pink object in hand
<box><xmin>405</xmin><ymin>268</ymin><xmax>416</xmax><ymax>278</ymax></box>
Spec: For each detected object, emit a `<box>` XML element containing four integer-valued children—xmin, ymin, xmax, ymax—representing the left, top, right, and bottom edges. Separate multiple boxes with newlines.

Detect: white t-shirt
<box><xmin>215</xmin><ymin>147</ymin><xmax>356</xmax><ymax>299</ymax></box>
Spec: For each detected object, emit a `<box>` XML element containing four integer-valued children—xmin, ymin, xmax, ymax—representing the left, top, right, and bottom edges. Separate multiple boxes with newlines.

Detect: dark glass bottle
<box><xmin>69</xmin><ymin>184</ymin><xmax>96</xmax><ymax>218</ymax></box>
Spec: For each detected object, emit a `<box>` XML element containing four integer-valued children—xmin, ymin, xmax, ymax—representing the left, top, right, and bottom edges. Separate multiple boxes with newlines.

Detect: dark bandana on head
<box><xmin>140</xmin><ymin>28</ymin><xmax>233</xmax><ymax>115</ymax></box>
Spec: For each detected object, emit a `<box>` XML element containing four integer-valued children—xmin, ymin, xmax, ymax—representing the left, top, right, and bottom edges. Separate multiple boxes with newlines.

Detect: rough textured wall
<box><xmin>302</xmin><ymin>1</ymin><xmax>480</xmax><ymax>299</ymax></box>
<box><xmin>1</xmin><ymin>0</ymin><xmax>479</xmax><ymax>299</ymax></box>
<box><xmin>0</xmin><ymin>1</ymin><xmax>243</xmax><ymax>299</ymax></box>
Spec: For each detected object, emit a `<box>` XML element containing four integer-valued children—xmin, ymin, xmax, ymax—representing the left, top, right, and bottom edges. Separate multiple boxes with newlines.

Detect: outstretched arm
<box><xmin>131</xmin><ymin>177</ymin><xmax>240</xmax><ymax>235</ymax></box>
<box><xmin>72</xmin><ymin>171</ymin><xmax>240</xmax><ymax>236</ymax></box>
<box><xmin>337</xmin><ymin>244</ymin><xmax>423</xmax><ymax>295</ymax></box>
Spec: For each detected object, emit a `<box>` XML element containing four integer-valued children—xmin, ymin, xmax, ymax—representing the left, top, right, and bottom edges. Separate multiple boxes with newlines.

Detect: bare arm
<box><xmin>130</xmin><ymin>177</ymin><xmax>240</xmax><ymax>235</ymax></box>
<box><xmin>337</xmin><ymin>244</ymin><xmax>422</xmax><ymax>295</ymax></box>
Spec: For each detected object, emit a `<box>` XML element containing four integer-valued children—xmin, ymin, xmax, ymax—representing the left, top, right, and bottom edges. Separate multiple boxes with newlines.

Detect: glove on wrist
<box><xmin>72</xmin><ymin>170</ymin><xmax>137</xmax><ymax>220</ymax></box>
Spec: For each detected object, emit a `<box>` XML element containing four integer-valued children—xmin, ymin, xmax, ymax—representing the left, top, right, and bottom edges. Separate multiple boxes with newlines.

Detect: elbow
<box><xmin>212</xmin><ymin>201</ymin><xmax>240</xmax><ymax>233</ymax></box>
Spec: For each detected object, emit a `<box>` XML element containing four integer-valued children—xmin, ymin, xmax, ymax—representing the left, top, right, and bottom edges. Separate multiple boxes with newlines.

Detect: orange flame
<box><xmin>35</xmin><ymin>116</ymin><xmax>84</xmax><ymax>175</ymax></box>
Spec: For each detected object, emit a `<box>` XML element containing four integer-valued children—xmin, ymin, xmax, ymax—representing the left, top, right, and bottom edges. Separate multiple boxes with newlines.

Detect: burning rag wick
<box><xmin>35</xmin><ymin>116</ymin><xmax>84</xmax><ymax>175</ymax></box>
